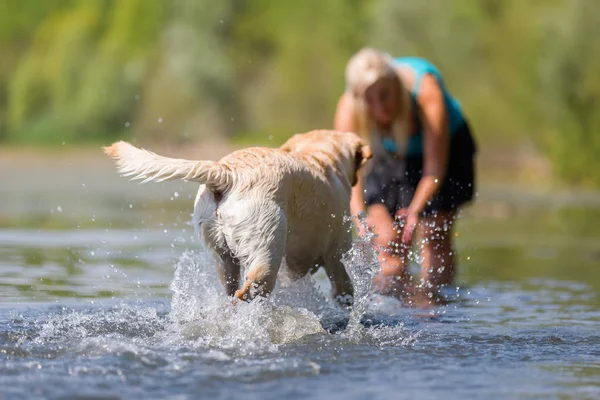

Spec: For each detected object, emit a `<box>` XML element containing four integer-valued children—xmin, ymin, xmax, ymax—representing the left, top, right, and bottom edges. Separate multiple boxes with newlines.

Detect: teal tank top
<box><xmin>382</xmin><ymin>57</ymin><xmax>465</xmax><ymax>156</ymax></box>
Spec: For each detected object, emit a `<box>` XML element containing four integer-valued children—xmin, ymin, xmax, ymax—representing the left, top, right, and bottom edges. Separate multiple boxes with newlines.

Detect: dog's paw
<box><xmin>234</xmin><ymin>289</ymin><xmax>249</xmax><ymax>302</ymax></box>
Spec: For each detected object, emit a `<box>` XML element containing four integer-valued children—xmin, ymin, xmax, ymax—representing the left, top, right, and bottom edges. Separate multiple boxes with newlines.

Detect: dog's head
<box><xmin>281</xmin><ymin>130</ymin><xmax>372</xmax><ymax>187</ymax></box>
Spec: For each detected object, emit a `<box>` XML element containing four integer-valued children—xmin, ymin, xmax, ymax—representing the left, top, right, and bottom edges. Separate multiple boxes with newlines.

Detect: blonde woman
<box><xmin>334</xmin><ymin>48</ymin><xmax>477</xmax><ymax>296</ymax></box>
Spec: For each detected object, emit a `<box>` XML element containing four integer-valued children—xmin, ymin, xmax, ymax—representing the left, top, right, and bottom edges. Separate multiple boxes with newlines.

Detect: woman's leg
<box><xmin>367</xmin><ymin>204</ymin><xmax>411</xmax><ymax>295</ymax></box>
<box><xmin>418</xmin><ymin>210</ymin><xmax>457</xmax><ymax>289</ymax></box>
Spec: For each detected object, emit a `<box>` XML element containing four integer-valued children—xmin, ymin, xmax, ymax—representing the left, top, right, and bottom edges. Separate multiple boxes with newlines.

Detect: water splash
<box><xmin>166</xmin><ymin>250</ymin><xmax>330</xmax><ymax>354</ymax></box>
<box><xmin>13</xmin><ymin>234</ymin><xmax>413</xmax><ymax>361</ymax></box>
<box><xmin>341</xmin><ymin>214</ymin><xmax>381</xmax><ymax>340</ymax></box>
<box><xmin>30</xmin><ymin>304</ymin><xmax>166</xmax><ymax>345</ymax></box>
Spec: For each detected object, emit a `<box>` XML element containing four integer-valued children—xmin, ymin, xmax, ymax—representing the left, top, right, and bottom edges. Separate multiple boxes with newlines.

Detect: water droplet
<box><xmin>125</xmin><ymin>121</ymin><xmax>130</xmax><ymax>127</ymax></box>
<box><xmin>158</xmin><ymin>117</ymin><xmax>163</xmax><ymax>123</ymax></box>
<box><xmin>56</xmin><ymin>205</ymin><xmax>63</xmax><ymax>213</ymax></box>
<box><xmin>174</xmin><ymin>192</ymin><xmax>179</xmax><ymax>197</ymax></box>
<box><xmin>129</xmin><ymin>204</ymin><xmax>133</xmax><ymax>209</ymax></box>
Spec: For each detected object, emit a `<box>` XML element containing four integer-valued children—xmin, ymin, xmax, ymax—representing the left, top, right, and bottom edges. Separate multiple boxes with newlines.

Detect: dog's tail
<box><xmin>103</xmin><ymin>141</ymin><xmax>232</xmax><ymax>191</ymax></box>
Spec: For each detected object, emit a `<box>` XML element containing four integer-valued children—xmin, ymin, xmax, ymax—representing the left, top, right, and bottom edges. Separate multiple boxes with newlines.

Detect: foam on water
<box><xmin>30</xmin><ymin>304</ymin><xmax>165</xmax><ymax>345</ymax></box>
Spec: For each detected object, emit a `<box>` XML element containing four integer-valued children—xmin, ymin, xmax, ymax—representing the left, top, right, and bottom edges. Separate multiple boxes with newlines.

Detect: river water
<box><xmin>1</xmin><ymin>153</ymin><xmax>599</xmax><ymax>399</ymax></box>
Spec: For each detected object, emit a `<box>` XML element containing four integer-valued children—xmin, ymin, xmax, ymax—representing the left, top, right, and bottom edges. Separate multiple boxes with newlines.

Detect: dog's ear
<box><xmin>280</xmin><ymin>133</ymin><xmax>303</xmax><ymax>152</ymax></box>
<box><xmin>352</xmin><ymin>143</ymin><xmax>372</xmax><ymax>186</ymax></box>
<box><xmin>280</xmin><ymin>143</ymin><xmax>292</xmax><ymax>152</ymax></box>
<box><xmin>356</xmin><ymin>143</ymin><xmax>372</xmax><ymax>168</ymax></box>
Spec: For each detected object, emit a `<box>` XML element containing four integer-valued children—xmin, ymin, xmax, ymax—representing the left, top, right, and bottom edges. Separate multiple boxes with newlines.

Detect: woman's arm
<box><xmin>334</xmin><ymin>93</ymin><xmax>367</xmax><ymax>219</ymax></box>
<box><xmin>408</xmin><ymin>74</ymin><xmax>450</xmax><ymax>216</ymax></box>
<box><xmin>398</xmin><ymin>74</ymin><xmax>450</xmax><ymax>244</ymax></box>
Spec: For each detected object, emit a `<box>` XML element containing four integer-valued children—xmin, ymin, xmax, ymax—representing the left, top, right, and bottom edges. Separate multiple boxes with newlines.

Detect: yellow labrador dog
<box><xmin>104</xmin><ymin>130</ymin><xmax>371</xmax><ymax>303</ymax></box>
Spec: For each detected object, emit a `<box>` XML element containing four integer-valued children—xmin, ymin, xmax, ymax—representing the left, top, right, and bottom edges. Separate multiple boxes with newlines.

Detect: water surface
<box><xmin>1</xmin><ymin>158</ymin><xmax>599</xmax><ymax>399</ymax></box>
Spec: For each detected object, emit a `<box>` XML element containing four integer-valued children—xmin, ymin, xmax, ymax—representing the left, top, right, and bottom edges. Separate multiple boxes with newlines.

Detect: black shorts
<box><xmin>364</xmin><ymin>122</ymin><xmax>477</xmax><ymax>216</ymax></box>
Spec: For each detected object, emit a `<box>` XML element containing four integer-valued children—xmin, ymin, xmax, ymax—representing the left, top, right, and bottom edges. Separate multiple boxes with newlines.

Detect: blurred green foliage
<box><xmin>0</xmin><ymin>0</ymin><xmax>599</xmax><ymax>184</ymax></box>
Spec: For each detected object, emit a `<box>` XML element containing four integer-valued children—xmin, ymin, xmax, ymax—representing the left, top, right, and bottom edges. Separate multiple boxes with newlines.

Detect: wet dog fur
<box><xmin>104</xmin><ymin>130</ymin><xmax>372</xmax><ymax>303</ymax></box>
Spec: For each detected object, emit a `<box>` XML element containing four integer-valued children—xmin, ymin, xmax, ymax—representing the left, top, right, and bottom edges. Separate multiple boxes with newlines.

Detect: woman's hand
<box><xmin>395</xmin><ymin>208</ymin><xmax>420</xmax><ymax>245</ymax></box>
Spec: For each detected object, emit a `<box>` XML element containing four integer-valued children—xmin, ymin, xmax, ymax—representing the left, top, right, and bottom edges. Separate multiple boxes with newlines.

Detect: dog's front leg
<box><xmin>324</xmin><ymin>256</ymin><xmax>354</xmax><ymax>306</ymax></box>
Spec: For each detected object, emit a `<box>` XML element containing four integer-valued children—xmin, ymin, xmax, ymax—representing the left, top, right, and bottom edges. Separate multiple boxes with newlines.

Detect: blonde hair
<box><xmin>345</xmin><ymin>47</ymin><xmax>411</xmax><ymax>156</ymax></box>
